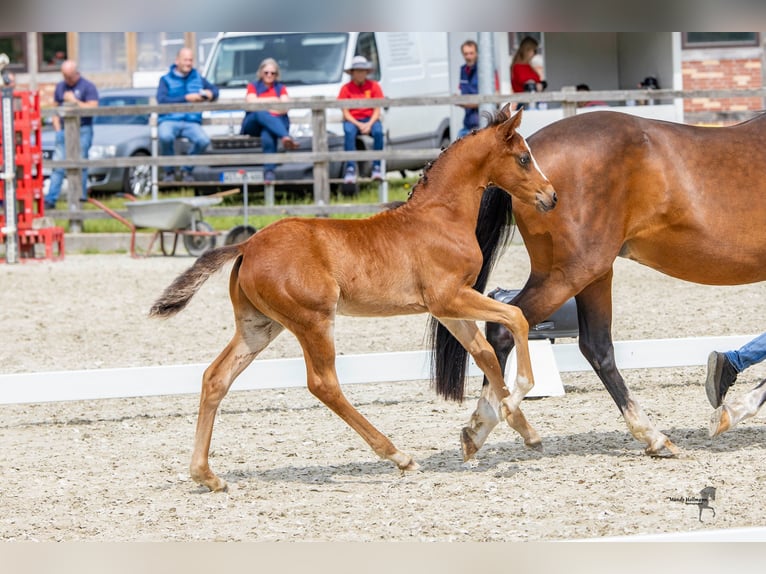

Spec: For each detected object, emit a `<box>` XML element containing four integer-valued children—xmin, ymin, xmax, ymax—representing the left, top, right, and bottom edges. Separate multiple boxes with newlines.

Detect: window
<box><xmin>196</xmin><ymin>32</ymin><xmax>219</xmax><ymax>70</ymax></box>
<box><xmin>0</xmin><ymin>33</ymin><xmax>27</xmax><ymax>72</ymax></box>
<box><xmin>79</xmin><ymin>33</ymin><xmax>127</xmax><ymax>72</ymax></box>
<box><xmin>683</xmin><ymin>33</ymin><xmax>759</xmax><ymax>48</ymax></box>
<box><xmin>355</xmin><ymin>32</ymin><xmax>380</xmax><ymax>81</ymax></box>
<box><xmin>39</xmin><ymin>33</ymin><xmax>68</xmax><ymax>72</ymax></box>
<box><xmin>136</xmin><ymin>32</ymin><xmax>185</xmax><ymax>71</ymax></box>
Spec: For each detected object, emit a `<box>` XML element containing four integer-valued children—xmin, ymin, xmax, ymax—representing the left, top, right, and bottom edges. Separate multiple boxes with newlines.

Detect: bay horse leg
<box><xmin>190</xmin><ymin>288</ymin><xmax>285</xmax><ymax>492</ymax></box>
<box><xmin>295</xmin><ymin>325</ymin><xmax>419</xmax><ymax>472</ymax></box>
<box><xmin>709</xmin><ymin>379</ymin><xmax>766</xmax><ymax>437</ymax></box>
<box><xmin>575</xmin><ymin>273</ymin><xmax>679</xmax><ymax>456</ymax></box>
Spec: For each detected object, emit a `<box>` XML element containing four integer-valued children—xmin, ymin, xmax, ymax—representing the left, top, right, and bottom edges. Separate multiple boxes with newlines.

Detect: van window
<box><xmin>207</xmin><ymin>33</ymin><xmax>349</xmax><ymax>87</ymax></box>
<box><xmin>355</xmin><ymin>32</ymin><xmax>380</xmax><ymax>81</ymax></box>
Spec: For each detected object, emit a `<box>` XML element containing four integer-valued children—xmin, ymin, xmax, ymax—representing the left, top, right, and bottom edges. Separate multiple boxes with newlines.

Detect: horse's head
<box><xmin>485</xmin><ymin>105</ymin><xmax>557</xmax><ymax>213</ymax></box>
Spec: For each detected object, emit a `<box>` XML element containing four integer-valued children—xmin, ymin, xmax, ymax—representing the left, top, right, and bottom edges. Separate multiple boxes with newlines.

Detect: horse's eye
<box><xmin>518</xmin><ymin>153</ymin><xmax>530</xmax><ymax>167</ymax></box>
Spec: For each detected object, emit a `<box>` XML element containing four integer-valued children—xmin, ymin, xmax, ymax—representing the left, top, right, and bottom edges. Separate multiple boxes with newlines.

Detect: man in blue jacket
<box><xmin>156</xmin><ymin>47</ymin><xmax>219</xmax><ymax>182</ymax></box>
<box><xmin>457</xmin><ymin>40</ymin><xmax>479</xmax><ymax>138</ymax></box>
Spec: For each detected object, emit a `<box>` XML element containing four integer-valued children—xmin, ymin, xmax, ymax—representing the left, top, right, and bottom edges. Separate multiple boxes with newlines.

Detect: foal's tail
<box><xmin>149</xmin><ymin>245</ymin><xmax>242</xmax><ymax>318</ymax></box>
<box><xmin>428</xmin><ymin>186</ymin><xmax>514</xmax><ymax>402</ymax></box>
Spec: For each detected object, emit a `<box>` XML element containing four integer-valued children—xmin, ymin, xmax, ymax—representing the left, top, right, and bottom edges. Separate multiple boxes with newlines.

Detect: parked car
<box><xmin>42</xmin><ymin>87</ymin><xmax>155</xmax><ymax>198</ymax></box>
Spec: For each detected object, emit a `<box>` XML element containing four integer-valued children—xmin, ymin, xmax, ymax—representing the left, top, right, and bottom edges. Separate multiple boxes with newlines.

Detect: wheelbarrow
<box><xmin>125</xmin><ymin>196</ymin><xmax>223</xmax><ymax>256</ymax></box>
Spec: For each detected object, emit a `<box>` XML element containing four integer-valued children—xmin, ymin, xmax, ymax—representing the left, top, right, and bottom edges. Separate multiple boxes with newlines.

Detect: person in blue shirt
<box><xmin>44</xmin><ymin>60</ymin><xmax>99</xmax><ymax>209</ymax></box>
<box><xmin>156</xmin><ymin>47</ymin><xmax>219</xmax><ymax>183</ymax></box>
<box><xmin>457</xmin><ymin>40</ymin><xmax>479</xmax><ymax>138</ymax></box>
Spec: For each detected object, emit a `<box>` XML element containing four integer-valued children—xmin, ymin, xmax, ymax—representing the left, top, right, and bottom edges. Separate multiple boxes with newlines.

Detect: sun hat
<box><xmin>344</xmin><ymin>55</ymin><xmax>373</xmax><ymax>73</ymax></box>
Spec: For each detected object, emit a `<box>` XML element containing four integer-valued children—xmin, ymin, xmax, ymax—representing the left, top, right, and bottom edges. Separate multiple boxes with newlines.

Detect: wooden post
<box><xmin>310</xmin><ymin>98</ymin><xmax>330</xmax><ymax>215</ymax></box>
<box><xmin>561</xmin><ymin>85</ymin><xmax>577</xmax><ymax>119</ymax></box>
<box><xmin>63</xmin><ymin>114</ymin><xmax>84</xmax><ymax>233</ymax></box>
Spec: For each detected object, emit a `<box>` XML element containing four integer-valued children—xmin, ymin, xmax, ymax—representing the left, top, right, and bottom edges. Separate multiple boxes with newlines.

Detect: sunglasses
<box><xmin>263</xmin><ymin>70</ymin><xmax>277</xmax><ymax>76</ymax></box>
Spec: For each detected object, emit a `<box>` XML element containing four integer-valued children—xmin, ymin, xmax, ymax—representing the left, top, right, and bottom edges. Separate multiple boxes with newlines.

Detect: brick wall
<box><xmin>682</xmin><ymin>58</ymin><xmax>763</xmax><ymax>124</ymax></box>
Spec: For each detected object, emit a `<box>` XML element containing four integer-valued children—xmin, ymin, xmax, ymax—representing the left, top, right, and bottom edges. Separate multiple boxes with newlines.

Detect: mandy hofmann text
<box><xmin>667</xmin><ymin>487</ymin><xmax>717</xmax><ymax>522</ymax></box>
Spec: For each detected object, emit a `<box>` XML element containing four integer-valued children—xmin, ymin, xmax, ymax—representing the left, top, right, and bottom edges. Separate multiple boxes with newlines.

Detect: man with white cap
<box><xmin>337</xmin><ymin>55</ymin><xmax>384</xmax><ymax>183</ymax></box>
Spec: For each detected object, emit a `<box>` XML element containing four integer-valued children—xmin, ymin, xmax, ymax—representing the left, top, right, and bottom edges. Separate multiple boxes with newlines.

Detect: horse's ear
<box><xmin>500</xmin><ymin>108</ymin><xmax>523</xmax><ymax>143</ymax></box>
<box><xmin>499</xmin><ymin>103</ymin><xmax>512</xmax><ymax>120</ymax></box>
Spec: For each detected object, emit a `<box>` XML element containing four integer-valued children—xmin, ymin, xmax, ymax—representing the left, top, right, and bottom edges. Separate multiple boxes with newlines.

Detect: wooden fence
<box><xmin>42</xmin><ymin>87</ymin><xmax>766</xmax><ymax>231</ymax></box>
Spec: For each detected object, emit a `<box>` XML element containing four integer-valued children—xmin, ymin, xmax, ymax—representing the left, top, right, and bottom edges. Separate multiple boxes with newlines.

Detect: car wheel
<box><xmin>123</xmin><ymin>151</ymin><xmax>152</xmax><ymax>197</ymax></box>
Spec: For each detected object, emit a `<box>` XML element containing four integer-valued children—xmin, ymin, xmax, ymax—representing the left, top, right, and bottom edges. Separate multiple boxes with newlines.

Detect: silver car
<box><xmin>43</xmin><ymin>87</ymin><xmax>155</xmax><ymax>197</ymax></box>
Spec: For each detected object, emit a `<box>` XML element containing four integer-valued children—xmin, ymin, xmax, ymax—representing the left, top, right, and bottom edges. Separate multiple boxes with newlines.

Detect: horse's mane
<box><xmin>428</xmin><ymin>185</ymin><xmax>514</xmax><ymax>402</ymax></box>
<box><xmin>411</xmin><ymin>109</ymin><xmax>505</xmax><ymax>197</ymax></box>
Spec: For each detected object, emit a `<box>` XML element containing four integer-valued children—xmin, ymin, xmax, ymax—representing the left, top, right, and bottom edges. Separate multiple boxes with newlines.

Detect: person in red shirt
<box><xmin>511</xmin><ymin>36</ymin><xmax>546</xmax><ymax>109</ymax></box>
<box><xmin>337</xmin><ymin>55</ymin><xmax>384</xmax><ymax>183</ymax></box>
<box><xmin>240</xmin><ymin>58</ymin><xmax>299</xmax><ymax>184</ymax></box>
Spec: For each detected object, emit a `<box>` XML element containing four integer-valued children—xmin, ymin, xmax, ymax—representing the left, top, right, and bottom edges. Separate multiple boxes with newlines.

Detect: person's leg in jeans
<box><xmin>726</xmin><ymin>332</ymin><xmax>766</xmax><ymax>372</ymax></box>
<box><xmin>706</xmin><ymin>330</ymin><xmax>766</xmax><ymax>408</ymax></box>
<box><xmin>79</xmin><ymin>124</ymin><xmax>93</xmax><ymax>199</ymax></box>
<box><xmin>158</xmin><ymin>120</ymin><xmax>180</xmax><ymax>179</ymax></box>
<box><xmin>369</xmin><ymin>119</ymin><xmax>384</xmax><ymax>173</ymax></box>
<box><xmin>179</xmin><ymin>122</ymin><xmax>210</xmax><ymax>177</ymax></box>
<box><xmin>46</xmin><ymin>130</ymin><xmax>66</xmax><ymax>206</ymax></box>
<box><xmin>343</xmin><ymin>120</ymin><xmax>360</xmax><ymax>175</ymax></box>
<box><xmin>256</xmin><ymin>112</ymin><xmax>291</xmax><ymax>178</ymax></box>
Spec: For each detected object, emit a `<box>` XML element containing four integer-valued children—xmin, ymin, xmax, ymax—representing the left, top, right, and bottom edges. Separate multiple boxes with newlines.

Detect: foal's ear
<box><xmin>500</xmin><ymin>108</ymin><xmax>523</xmax><ymax>142</ymax></box>
<box><xmin>498</xmin><ymin>103</ymin><xmax>512</xmax><ymax>120</ymax></box>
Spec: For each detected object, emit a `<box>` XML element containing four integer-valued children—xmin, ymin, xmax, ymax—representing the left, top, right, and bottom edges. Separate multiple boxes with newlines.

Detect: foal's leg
<box><xmin>190</xmin><ymin>289</ymin><xmax>284</xmax><ymax>492</ymax></box>
<box><xmin>575</xmin><ymin>274</ymin><xmax>679</xmax><ymax>456</ymax></box>
<box><xmin>294</xmin><ymin>322</ymin><xmax>419</xmax><ymax>472</ymax></box>
<box><xmin>709</xmin><ymin>379</ymin><xmax>766</xmax><ymax>437</ymax></box>
<box><xmin>432</xmin><ymin>289</ymin><xmax>542</xmax><ymax>459</ymax></box>
<box><xmin>440</xmin><ymin>317</ymin><xmax>541</xmax><ymax>461</ymax></box>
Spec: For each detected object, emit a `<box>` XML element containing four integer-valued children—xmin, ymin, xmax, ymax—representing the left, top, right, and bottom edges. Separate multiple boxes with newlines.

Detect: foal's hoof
<box><xmin>525</xmin><ymin>438</ymin><xmax>543</xmax><ymax>451</ymax></box>
<box><xmin>191</xmin><ymin>470</ymin><xmax>228</xmax><ymax>493</ymax></box>
<box><xmin>461</xmin><ymin>427</ymin><xmax>480</xmax><ymax>461</ymax></box>
<box><xmin>709</xmin><ymin>405</ymin><xmax>732</xmax><ymax>437</ymax></box>
<box><xmin>645</xmin><ymin>437</ymin><xmax>680</xmax><ymax>458</ymax></box>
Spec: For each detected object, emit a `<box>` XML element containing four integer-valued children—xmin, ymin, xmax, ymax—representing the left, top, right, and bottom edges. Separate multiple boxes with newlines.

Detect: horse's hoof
<box><xmin>645</xmin><ymin>437</ymin><xmax>680</xmax><ymax>458</ymax></box>
<box><xmin>398</xmin><ymin>458</ymin><xmax>420</xmax><ymax>472</ymax></box>
<box><xmin>461</xmin><ymin>427</ymin><xmax>479</xmax><ymax>461</ymax></box>
<box><xmin>525</xmin><ymin>438</ymin><xmax>543</xmax><ymax>451</ymax></box>
<box><xmin>709</xmin><ymin>405</ymin><xmax>732</xmax><ymax>437</ymax></box>
<box><xmin>191</xmin><ymin>469</ymin><xmax>228</xmax><ymax>493</ymax></box>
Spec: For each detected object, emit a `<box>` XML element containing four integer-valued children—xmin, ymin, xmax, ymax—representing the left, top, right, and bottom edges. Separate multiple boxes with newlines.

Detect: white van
<box><xmin>201</xmin><ymin>32</ymin><xmax>452</xmax><ymax>176</ymax></box>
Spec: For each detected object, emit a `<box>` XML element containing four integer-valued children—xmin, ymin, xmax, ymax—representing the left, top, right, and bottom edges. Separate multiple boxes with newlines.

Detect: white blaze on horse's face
<box><xmin>521</xmin><ymin>135</ymin><xmax>549</xmax><ymax>182</ymax></box>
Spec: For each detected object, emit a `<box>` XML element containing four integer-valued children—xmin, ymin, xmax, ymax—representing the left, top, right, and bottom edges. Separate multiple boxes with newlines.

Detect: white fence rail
<box><xmin>0</xmin><ymin>335</ymin><xmax>756</xmax><ymax>405</ymax></box>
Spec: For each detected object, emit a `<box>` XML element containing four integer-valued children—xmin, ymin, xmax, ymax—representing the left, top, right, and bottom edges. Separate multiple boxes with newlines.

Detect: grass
<box><xmin>54</xmin><ymin>177</ymin><xmax>417</xmax><ymax>233</ymax></box>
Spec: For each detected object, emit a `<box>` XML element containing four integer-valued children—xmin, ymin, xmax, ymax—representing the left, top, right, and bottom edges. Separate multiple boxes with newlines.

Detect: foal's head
<box><xmin>478</xmin><ymin>106</ymin><xmax>557</xmax><ymax>212</ymax></box>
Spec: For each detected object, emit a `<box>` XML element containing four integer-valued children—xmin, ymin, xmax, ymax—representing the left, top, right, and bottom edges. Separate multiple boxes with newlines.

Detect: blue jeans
<box><xmin>158</xmin><ymin>120</ymin><xmax>210</xmax><ymax>174</ymax></box>
<box><xmin>241</xmin><ymin>111</ymin><xmax>290</xmax><ymax>173</ymax></box>
<box><xmin>343</xmin><ymin>118</ymin><xmax>383</xmax><ymax>171</ymax></box>
<box><xmin>725</xmin><ymin>331</ymin><xmax>766</xmax><ymax>372</ymax></box>
<box><xmin>46</xmin><ymin>124</ymin><xmax>93</xmax><ymax>203</ymax></box>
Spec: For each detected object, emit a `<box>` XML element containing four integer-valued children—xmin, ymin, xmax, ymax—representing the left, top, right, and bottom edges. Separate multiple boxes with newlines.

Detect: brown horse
<box><xmin>149</xmin><ymin>109</ymin><xmax>557</xmax><ymax>492</ymax></box>
<box><xmin>434</xmin><ymin>108</ymin><xmax>766</xmax><ymax>461</ymax></box>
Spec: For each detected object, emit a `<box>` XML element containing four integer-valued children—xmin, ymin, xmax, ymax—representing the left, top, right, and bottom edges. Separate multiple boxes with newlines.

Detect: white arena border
<box><xmin>0</xmin><ymin>334</ymin><xmax>756</xmax><ymax>405</ymax></box>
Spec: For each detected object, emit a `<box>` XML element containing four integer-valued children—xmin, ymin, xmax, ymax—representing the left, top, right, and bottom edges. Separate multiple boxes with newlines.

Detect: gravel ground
<box><xmin>1</xmin><ymin>246</ymin><xmax>765</xmax><ymax>541</ymax></box>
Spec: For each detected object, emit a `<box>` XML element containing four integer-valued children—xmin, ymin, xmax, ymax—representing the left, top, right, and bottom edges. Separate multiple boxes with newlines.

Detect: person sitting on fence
<box><xmin>240</xmin><ymin>58</ymin><xmax>299</xmax><ymax>185</ymax></box>
<box><xmin>156</xmin><ymin>47</ymin><xmax>219</xmax><ymax>183</ymax></box>
<box><xmin>337</xmin><ymin>55</ymin><xmax>384</xmax><ymax>184</ymax></box>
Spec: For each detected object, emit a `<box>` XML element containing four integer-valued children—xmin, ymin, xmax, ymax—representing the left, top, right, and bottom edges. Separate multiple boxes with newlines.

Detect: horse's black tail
<box><xmin>149</xmin><ymin>244</ymin><xmax>242</xmax><ymax>318</ymax></box>
<box><xmin>428</xmin><ymin>186</ymin><xmax>514</xmax><ymax>402</ymax></box>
